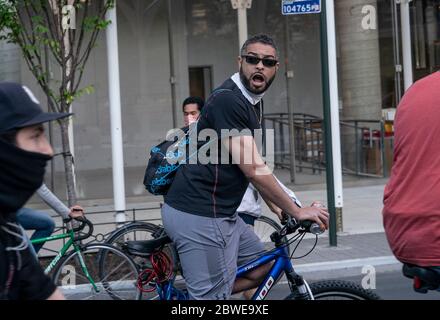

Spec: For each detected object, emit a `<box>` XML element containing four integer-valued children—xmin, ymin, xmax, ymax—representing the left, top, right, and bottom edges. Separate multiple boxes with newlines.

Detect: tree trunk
<box><xmin>60</xmin><ymin>118</ymin><xmax>77</xmax><ymax>206</ymax></box>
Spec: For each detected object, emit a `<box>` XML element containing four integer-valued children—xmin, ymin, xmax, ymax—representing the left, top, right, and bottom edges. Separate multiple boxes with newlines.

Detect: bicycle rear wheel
<box><xmin>105</xmin><ymin>222</ymin><xmax>181</xmax><ymax>300</ymax></box>
<box><xmin>105</xmin><ymin>222</ymin><xmax>179</xmax><ymax>272</ymax></box>
<box><xmin>52</xmin><ymin>243</ymin><xmax>139</xmax><ymax>300</ymax></box>
<box><xmin>284</xmin><ymin>280</ymin><xmax>381</xmax><ymax>300</ymax></box>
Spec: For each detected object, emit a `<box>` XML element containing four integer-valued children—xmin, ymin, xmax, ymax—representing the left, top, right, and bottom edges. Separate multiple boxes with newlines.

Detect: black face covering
<box><xmin>0</xmin><ymin>140</ymin><xmax>51</xmax><ymax>219</ymax></box>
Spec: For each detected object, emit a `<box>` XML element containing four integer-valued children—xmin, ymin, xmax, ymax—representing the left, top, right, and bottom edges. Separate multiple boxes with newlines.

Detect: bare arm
<box><xmin>226</xmin><ymin>136</ymin><xmax>329</xmax><ymax>229</ymax></box>
<box><xmin>261</xmin><ymin>197</ymin><xmax>283</xmax><ymax>220</ymax></box>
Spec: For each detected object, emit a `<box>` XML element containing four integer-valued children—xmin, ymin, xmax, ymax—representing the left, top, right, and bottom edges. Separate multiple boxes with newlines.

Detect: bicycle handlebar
<box><xmin>280</xmin><ymin>212</ymin><xmax>324</xmax><ymax>236</ymax></box>
<box><xmin>63</xmin><ymin>216</ymin><xmax>94</xmax><ymax>241</ymax></box>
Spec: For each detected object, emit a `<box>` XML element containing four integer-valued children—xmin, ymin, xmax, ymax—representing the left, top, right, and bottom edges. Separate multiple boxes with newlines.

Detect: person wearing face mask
<box><xmin>0</xmin><ymin>82</ymin><xmax>67</xmax><ymax>300</ymax></box>
<box><xmin>15</xmin><ymin>185</ymin><xmax>84</xmax><ymax>257</ymax></box>
<box><xmin>182</xmin><ymin>96</ymin><xmax>204</xmax><ymax>126</ymax></box>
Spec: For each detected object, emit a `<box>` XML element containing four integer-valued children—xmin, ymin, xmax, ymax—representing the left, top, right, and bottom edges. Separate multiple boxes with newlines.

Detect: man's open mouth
<box><xmin>251</xmin><ymin>74</ymin><xmax>266</xmax><ymax>84</ymax></box>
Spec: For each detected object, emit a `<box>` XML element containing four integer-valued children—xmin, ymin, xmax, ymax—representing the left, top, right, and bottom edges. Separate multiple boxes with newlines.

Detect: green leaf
<box><xmin>35</xmin><ymin>24</ymin><xmax>49</xmax><ymax>35</ymax></box>
<box><xmin>83</xmin><ymin>85</ymin><xmax>95</xmax><ymax>95</ymax></box>
<box><xmin>31</xmin><ymin>15</ymin><xmax>44</xmax><ymax>25</ymax></box>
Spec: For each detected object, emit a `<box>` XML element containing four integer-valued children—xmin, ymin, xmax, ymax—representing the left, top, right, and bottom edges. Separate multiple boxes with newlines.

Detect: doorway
<box><xmin>189</xmin><ymin>66</ymin><xmax>213</xmax><ymax>100</ymax></box>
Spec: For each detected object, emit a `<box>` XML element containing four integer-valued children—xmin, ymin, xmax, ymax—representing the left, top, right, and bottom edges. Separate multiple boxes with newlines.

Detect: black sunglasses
<box><xmin>241</xmin><ymin>55</ymin><xmax>278</xmax><ymax>67</ymax></box>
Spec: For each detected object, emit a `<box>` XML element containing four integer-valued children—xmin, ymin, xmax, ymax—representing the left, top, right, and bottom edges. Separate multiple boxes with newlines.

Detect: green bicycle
<box><xmin>32</xmin><ymin>216</ymin><xmax>139</xmax><ymax>300</ymax></box>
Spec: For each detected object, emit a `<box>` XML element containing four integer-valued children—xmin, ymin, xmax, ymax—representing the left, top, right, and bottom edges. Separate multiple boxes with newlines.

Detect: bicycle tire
<box><xmin>254</xmin><ymin>216</ymin><xmax>290</xmax><ymax>255</ymax></box>
<box><xmin>105</xmin><ymin>222</ymin><xmax>179</xmax><ymax>271</ymax></box>
<box><xmin>52</xmin><ymin>243</ymin><xmax>140</xmax><ymax>300</ymax></box>
<box><xmin>106</xmin><ymin>222</ymin><xmax>165</xmax><ymax>244</ymax></box>
<box><xmin>105</xmin><ymin>222</ymin><xmax>181</xmax><ymax>300</ymax></box>
<box><xmin>284</xmin><ymin>280</ymin><xmax>381</xmax><ymax>300</ymax></box>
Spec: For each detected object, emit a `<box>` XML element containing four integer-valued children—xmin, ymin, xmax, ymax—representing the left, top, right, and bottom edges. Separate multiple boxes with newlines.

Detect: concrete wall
<box><xmin>18</xmin><ymin>0</ymin><xmax>189</xmax><ymax>199</ymax></box>
<box><xmin>0</xmin><ymin>41</ymin><xmax>21</xmax><ymax>82</ymax></box>
<box><xmin>7</xmin><ymin>0</ymin><xmax>325</xmax><ymax>200</ymax></box>
<box><xmin>185</xmin><ymin>0</ymin><xmax>239</xmax><ymax>89</ymax></box>
<box><xmin>185</xmin><ymin>0</ymin><xmax>323</xmax><ymax>117</ymax></box>
<box><xmin>249</xmin><ymin>0</ymin><xmax>323</xmax><ymax>117</ymax></box>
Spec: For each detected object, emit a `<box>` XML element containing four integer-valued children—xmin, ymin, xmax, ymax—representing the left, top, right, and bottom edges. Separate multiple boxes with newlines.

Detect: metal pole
<box><xmin>167</xmin><ymin>0</ymin><xmax>178</xmax><ymax>128</ymax></box>
<box><xmin>231</xmin><ymin>0</ymin><xmax>252</xmax><ymax>50</ymax></box>
<box><xmin>106</xmin><ymin>0</ymin><xmax>126</xmax><ymax>223</ymax></box>
<box><xmin>237</xmin><ymin>6</ymin><xmax>248</xmax><ymax>49</ymax></box>
<box><xmin>380</xmin><ymin>121</ymin><xmax>387</xmax><ymax>177</ymax></box>
<box><xmin>392</xmin><ymin>0</ymin><xmax>403</xmax><ymax>104</ymax></box>
<box><xmin>284</xmin><ymin>17</ymin><xmax>296</xmax><ymax>183</ymax></box>
<box><xmin>326</xmin><ymin>0</ymin><xmax>343</xmax><ymax>230</ymax></box>
<box><xmin>355</xmin><ymin>121</ymin><xmax>359</xmax><ymax>175</ymax></box>
<box><xmin>400</xmin><ymin>0</ymin><xmax>414</xmax><ymax>91</ymax></box>
<box><xmin>279</xmin><ymin>120</ymin><xmax>284</xmax><ymax>165</ymax></box>
<box><xmin>320</xmin><ymin>0</ymin><xmax>337</xmax><ymax>246</ymax></box>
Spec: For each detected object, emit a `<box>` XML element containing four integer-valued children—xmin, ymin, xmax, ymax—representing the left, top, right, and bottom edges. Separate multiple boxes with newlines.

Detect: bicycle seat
<box><xmin>125</xmin><ymin>236</ymin><xmax>172</xmax><ymax>257</ymax></box>
<box><xmin>402</xmin><ymin>263</ymin><xmax>440</xmax><ymax>293</ymax></box>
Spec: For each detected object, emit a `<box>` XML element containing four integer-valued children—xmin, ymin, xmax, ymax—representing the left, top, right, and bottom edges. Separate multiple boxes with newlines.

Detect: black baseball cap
<box><xmin>0</xmin><ymin>82</ymin><xmax>71</xmax><ymax>133</ymax></box>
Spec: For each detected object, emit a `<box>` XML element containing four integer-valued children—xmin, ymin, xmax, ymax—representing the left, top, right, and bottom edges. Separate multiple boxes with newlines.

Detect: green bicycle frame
<box><xmin>31</xmin><ymin>228</ymin><xmax>99</xmax><ymax>292</ymax></box>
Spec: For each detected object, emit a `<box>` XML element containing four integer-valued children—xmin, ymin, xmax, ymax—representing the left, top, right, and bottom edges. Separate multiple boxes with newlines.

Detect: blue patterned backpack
<box><xmin>143</xmin><ymin>126</ymin><xmax>191</xmax><ymax>195</ymax></box>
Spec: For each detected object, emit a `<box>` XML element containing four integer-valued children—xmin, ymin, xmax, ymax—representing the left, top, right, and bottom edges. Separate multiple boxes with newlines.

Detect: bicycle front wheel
<box><xmin>52</xmin><ymin>243</ymin><xmax>139</xmax><ymax>300</ymax></box>
<box><xmin>284</xmin><ymin>280</ymin><xmax>381</xmax><ymax>300</ymax></box>
<box><xmin>254</xmin><ymin>216</ymin><xmax>290</xmax><ymax>254</ymax></box>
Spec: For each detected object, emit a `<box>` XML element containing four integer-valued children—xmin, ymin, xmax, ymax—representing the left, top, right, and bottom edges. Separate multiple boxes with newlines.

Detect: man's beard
<box><xmin>239</xmin><ymin>66</ymin><xmax>276</xmax><ymax>94</ymax></box>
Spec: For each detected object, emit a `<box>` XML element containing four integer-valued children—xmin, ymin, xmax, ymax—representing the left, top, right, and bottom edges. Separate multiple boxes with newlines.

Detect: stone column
<box><xmin>335</xmin><ymin>0</ymin><xmax>382</xmax><ymax>120</ymax></box>
<box><xmin>335</xmin><ymin>0</ymin><xmax>383</xmax><ymax>173</ymax></box>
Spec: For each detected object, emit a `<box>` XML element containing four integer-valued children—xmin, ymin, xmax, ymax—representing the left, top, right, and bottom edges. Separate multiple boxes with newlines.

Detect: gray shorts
<box><xmin>161</xmin><ymin>203</ymin><xmax>265</xmax><ymax>300</ymax></box>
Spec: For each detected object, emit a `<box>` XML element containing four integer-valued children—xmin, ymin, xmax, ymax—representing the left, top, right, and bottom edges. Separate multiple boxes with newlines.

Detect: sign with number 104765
<box><xmin>282</xmin><ymin>0</ymin><xmax>321</xmax><ymax>15</ymax></box>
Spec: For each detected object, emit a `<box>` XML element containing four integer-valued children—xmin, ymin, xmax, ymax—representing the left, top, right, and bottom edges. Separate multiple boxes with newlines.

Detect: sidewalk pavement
<box><xmin>288</xmin><ymin>232</ymin><xmax>400</xmax><ymax>280</ymax></box>
<box><xmin>30</xmin><ymin>169</ymin><xmax>402</xmax><ymax>279</ymax></box>
<box><xmin>259</xmin><ymin>176</ymin><xmax>401</xmax><ymax>280</ymax></box>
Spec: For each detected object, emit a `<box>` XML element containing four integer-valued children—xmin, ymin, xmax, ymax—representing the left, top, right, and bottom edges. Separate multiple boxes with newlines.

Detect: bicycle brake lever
<box><xmin>280</xmin><ymin>211</ymin><xmax>289</xmax><ymax>225</ymax></box>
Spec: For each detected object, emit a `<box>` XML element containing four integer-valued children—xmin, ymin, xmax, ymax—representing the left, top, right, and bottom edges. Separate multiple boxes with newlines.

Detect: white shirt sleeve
<box><xmin>236</xmin><ymin>183</ymin><xmax>262</xmax><ymax>217</ymax></box>
<box><xmin>36</xmin><ymin>184</ymin><xmax>70</xmax><ymax>218</ymax></box>
<box><xmin>236</xmin><ymin>177</ymin><xmax>303</xmax><ymax>217</ymax></box>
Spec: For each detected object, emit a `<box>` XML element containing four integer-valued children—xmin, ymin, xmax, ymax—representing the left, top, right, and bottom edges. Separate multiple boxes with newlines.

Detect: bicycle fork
<box><xmin>74</xmin><ymin>245</ymin><xmax>100</xmax><ymax>293</ymax></box>
<box><xmin>286</xmin><ymin>270</ymin><xmax>314</xmax><ymax>300</ymax></box>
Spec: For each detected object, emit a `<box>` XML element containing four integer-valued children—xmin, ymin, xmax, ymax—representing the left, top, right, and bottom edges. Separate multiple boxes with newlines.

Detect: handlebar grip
<box><xmin>72</xmin><ymin>217</ymin><xmax>94</xmax><ymax>241</ymax></box>
<box><xmin>300</xmin><ymin>220</ymin><xmax>325</xmax><ymax>235</ymax></box>
<box><xmin>71</xmin><ymin>217</ymin><xmax>86</xmax><ymax>232</ymax></box>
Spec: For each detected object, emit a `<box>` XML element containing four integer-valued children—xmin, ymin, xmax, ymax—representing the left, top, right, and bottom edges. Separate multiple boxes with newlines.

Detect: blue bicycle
<box><xmin>124</xmin><ymin>216</ymin><xmax>380</xmax><ymax>300</ymax></box>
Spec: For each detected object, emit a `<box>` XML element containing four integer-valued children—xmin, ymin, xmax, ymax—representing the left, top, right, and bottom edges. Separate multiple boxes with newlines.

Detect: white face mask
<box><xmin>186</xmin><ymin>115</ymin><xmax>199</xmax><ymax>126</ymax></box>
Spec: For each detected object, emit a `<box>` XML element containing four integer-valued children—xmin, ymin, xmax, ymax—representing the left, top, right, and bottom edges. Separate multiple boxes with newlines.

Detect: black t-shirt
<box><xmin>165</xmin><ymin>78</ymin><xmax>262</xmax><ymax>217</ymax></box>
<box><xmin>0</xmin><ymin>229</ymin><xmax>57</xmax><ymax>300</ymax></box>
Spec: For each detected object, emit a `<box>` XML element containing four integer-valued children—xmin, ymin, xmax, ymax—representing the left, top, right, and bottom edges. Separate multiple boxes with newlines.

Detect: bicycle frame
<box><xmin>152</xmin><ymin>243</ymin><xmax>306</xmax><ymax>300</ymax></box>
<box><xmin>30</xmin><ymin>228</ymin><xmax>99</xmax><ymax>291</ymax></box>
<box><xmin>237</xmin><ymin>244</ymin><xmax>297</xmax><ymax>300</ymax></box>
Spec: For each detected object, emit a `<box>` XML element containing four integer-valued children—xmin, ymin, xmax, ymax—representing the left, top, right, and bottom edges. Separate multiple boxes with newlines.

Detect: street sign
<box><xmin>282</xmin><ymin>0</ymin><xmax>321</xmax><ymax>15</ymax></box>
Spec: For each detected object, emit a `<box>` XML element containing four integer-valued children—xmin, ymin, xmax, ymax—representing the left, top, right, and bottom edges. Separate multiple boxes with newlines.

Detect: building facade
<box><xmin>1</xmin><ymin>0</ymin><xmax>439</xmax><ymax>200</ymax></box>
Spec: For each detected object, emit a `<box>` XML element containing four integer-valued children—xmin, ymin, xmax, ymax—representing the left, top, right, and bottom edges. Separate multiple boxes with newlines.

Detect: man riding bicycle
<box><xmin>162</xmin><ymin>34</ymin><xmax>329</xmax><ymax>300</ymax></box>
